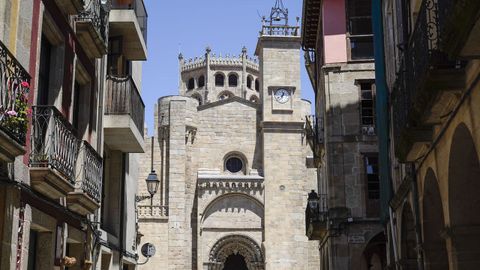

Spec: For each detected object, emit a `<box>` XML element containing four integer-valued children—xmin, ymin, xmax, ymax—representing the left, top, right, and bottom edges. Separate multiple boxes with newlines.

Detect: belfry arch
<box><xmin>207</xmin><ymin>235</ymin><xmax>265</xmax><ymax>270</ymax></box>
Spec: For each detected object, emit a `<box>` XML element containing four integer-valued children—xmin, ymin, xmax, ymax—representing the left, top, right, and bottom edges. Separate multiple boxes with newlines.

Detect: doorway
<box><xmin>223</xmin><ymin>253</ymin><xmax>248</xmax><ymax>270</ymax></box>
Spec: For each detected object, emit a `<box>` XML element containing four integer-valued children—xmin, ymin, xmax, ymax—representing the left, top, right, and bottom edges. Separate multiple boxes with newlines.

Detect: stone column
<box><xmin>167</xmin><ymin>99</ymin><xmax>189</xmax><ymax>269</ymax></box>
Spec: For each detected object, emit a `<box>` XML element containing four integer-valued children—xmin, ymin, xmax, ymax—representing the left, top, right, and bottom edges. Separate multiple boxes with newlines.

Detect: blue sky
<box><xmin>142</xmin><ymin>0</ymin><xmax>314</xmax><ymax>134</ymax></box>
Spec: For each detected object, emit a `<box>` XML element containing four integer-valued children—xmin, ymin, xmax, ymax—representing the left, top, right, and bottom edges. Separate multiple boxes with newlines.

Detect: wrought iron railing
<box><xmin>305</xmin><ymin>114</ymin><xmax>324</xmax><ymax>154</ymax></box>
<box><xmin>30</xmin><ymin>106</ymin><xmax>80</xmax><ymax>183</ymax></box>
<box><xmin>0</xmin><ymin>40</ymin><xmax>30</xmax><ymax>145</ymax></box>
<box><xmin>105</xmin><ymin>75</ymin><xmax>145</xmax><ymax>136</ymax></box>
<box><xmin>77</xmin><ymin>140</ymin><xmax>102</xmax><ymax>202</ymax></box>
<box><xmin>261</xmin><ymin>25</ymin><xmax>299</xmax><ymax>36</ymax></box>
<box><xmin>437</xmin><ymin>0</ymin><xmax>480</xmax><ymax>53</ymax></box>
<box><xmin>112</xmin><ymin>0</ymin><xmax>148</xmax><ymax>44</ymax></box>
<box><xmin>391</xmin><ymin>0</ymin><xmax>462</xmax><ymax>159</ymax></box>
<box><xmin>77</xmin><ymin>0</ymin><xmax>110</xmax><ymax>44</ymax></box>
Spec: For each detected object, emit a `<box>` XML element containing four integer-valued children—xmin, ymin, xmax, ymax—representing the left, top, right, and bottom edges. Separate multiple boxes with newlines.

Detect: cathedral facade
<box><xmin>137</xmin><ymin>7</ymin><xmax>319</xmax><ymax>270</ymax></box>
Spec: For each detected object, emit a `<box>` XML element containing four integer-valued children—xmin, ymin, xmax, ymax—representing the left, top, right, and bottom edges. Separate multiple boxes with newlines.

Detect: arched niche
<box><xmin>448</xmin><ymin>123</ymin><xmax>480</xmax><ymax>268</ymax></box>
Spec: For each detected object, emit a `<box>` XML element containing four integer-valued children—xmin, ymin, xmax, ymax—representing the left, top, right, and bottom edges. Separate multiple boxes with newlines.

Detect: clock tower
<box><xmin>256</xmin><ymin>1</ymin><xmax>314</xmax><ymax>269</ymax></box>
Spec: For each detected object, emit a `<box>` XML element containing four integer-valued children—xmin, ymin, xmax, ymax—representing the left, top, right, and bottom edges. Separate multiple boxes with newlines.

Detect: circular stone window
<box><xmin>225</xmin><ymin>157</ymin><xmax>244</xmax><ymax>173</ymax></box>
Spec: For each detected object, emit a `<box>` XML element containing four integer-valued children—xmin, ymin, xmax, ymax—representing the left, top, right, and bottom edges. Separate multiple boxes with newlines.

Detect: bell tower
<box><xmin>256</xmin><ymin>1</ymin><xmax>310</xmax><ymax>269</ymax></box>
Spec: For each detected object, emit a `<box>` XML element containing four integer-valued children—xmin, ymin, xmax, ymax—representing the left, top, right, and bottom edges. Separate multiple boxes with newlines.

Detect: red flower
<box><xmin>26</xmin><ymin>108</ymin><xmax>32</xmax><ymax>115</ymax></box>
<box><xmin>21</xmin><ymin>81</ymin><xmax>30</xmax><ymax>88</ymax></box>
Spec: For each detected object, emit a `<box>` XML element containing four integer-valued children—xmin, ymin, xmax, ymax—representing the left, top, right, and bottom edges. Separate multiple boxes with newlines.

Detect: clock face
<box><xmin>274</xmin><ymin>88</ymin><xmax>290</xmax><ymax>104</ymax></box>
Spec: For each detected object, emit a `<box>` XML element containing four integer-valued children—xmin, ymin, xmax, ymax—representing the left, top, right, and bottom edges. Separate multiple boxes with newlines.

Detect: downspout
<box><xmin>372</xmin><ymin>0</ymin><xmax>392</xmax><ymax>224</ymax></box>
<box><xmin>411</xmin><ymin>165</ymin><xmax>425</xmax><ymax>270</ymax></box>
<box><xmin>120</xmin><ymin>153</ymin><xmax>126</xmax><ymax>267</ymax></box>
<box><xmin>372</xmin><ymin>1</ymin><xmax>397</xmax><ymax>268</ymax></box>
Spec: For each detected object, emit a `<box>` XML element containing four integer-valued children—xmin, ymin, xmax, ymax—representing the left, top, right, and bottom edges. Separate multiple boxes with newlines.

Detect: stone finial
<box><xmin>206</xmin><ymin>46</ymin><xmax>211</xmax><ymax>54</ymax></box>
<box><xmin>178</xmin><ymin>53</ymin><xmax>183</xmax><ymax>60</ymax></box>
<box><xmin>242</xmin><ymin>46</ymin><xmax>247</xmax><ymax>55</ymax></box>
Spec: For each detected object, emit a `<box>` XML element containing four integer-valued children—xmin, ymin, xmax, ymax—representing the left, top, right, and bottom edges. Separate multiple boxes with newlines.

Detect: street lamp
<box><xmin>136</xmin><ymin>136</ymin><xmax>160</xmax><ymax>204</ymax></box>
<box><xmin>145</xmin><ymin>170</ymin><xmax>159</xmax><ymax>198</ymax></box>
<box><xmin>308</xmin><ymin>190</ymin><xmax>319</xmax><ymax>211</ymax></box>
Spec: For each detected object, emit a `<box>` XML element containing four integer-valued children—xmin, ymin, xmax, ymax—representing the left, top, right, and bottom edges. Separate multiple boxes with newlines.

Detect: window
<box><xmin>249</xmin><ymin>95</ymin><xmax>259</xmax><ymax>103</ymax></box>
<box><xmin>187</xmin><ymin>78</ymin><xmax>195</xmax><ymax>90</ymax></box>
<box><xmin>365</xmin><ymin>154</ymin><xmax>380</xmax><ymax>217</ymax></box>
<box><xmin>347</xmin><ymin>0</ymin><xmax>374</xmax><ymax>60</ymax></box>
<box><xmin>225</xmin><ymin>157</ymin><xmax>243</xmax><ymax>173</ymax></box>
<box><xmin>215</xmin><ymin>73</ymin><xmax>225</xmax><ymax>86</ymax></box>
<box><xmin>247</xmin><ymin>76</ymin><xmax>253</xmax><ymax>89</ymax></box>
<box><xmin>198</xmin><ymin>75</ymin><xmax>205</xmax><ymax>88</ymax></box>
<box><xmin>38</xmin><ymin>35</ymin><xmax>52</xmax><ymax>105</ymax></box>
<box><xmin>359</xmin><ymin>81</ymin><xmax>375</xmax><ymax>135</ymax></box>
<box><xmin>254</xmin><ymin>79</ymin><xmax>259</xmax><ymax>92</ymax></box>
<box><xmin>228</xmin><ymin>74</ymin><xmax>238</xmax><ymax>87</ymax></box>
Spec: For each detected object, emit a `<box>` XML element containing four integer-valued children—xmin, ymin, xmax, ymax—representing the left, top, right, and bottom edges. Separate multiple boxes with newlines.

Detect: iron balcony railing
<box><xmin>391</xmin><ymin>0</ymin><xmax>462</xmax><ymax>159</ymax></box>
<box><xmin>77</xmin><ymin>0</ymin><xmax>110</xmax><ymax>44</ymax></box>
<box><xmin>437</xmin><ymin>0</ymin><xmax>480</xmax><ymax>55</ymax></box>
<box><xmin>305</xmin><ymin>114</ymin><xmax>324</xmax><ymax>156</ymax></box>
<box><xmin>77</xmin><ymin>140</ymin><xmax>103</xmax><ymax>202</ymax></box>
<box><xmin>30</xmin><ymin>106</ymin><xmax>80</xmax><ymax>183</ymax></box>
<box><xmin>105</xmin><ymin>75</ymin><xmax>145</xmax><ymax>136</ymax></box>
<box><xmin>112</xmin><ymin>0</ymin><xmax>148</xmax><ymax>44</ymax></box>
<box><xmin>0</xmin><ymin>40</ymin><xmax>31</xmax><ymax>145</ymax></box>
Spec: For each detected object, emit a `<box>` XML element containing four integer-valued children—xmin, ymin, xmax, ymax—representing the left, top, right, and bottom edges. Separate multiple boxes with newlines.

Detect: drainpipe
<box><xmin>372</xmin><ymin>2</ymin><xmax>397</xmax><ymax>269</ymax></box>
<box><xmin>372</xmin><ymin>0</ymin><xmax>392</xmax><ymax>223</ymax></box>
<box><xmin>411</xmin><ymin>165</ymin><xmax>425</xmax><ymax>270</ymax></box>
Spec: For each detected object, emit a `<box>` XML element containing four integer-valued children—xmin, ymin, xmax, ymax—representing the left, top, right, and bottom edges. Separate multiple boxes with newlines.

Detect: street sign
<box><xmin>141</xmin><ymin>243</ymin><xmax>156</xmax><ymax>258</ymax></box>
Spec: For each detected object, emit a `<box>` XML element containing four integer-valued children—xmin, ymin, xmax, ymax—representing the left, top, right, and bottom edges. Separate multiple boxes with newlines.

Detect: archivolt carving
<box><xmin>208</xmin><ymin>235</ymin><xmax>264</xmax><ymax>270</ymax></box>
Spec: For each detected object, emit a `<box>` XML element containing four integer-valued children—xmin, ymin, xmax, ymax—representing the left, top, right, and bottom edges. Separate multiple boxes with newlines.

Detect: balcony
<box><xmin>137</xmin><ymin>204</ymin><xmax>168</xmax><ymax>221</ymax></box>
<box><xmin>30</xmin><ymin>106</ymin><xmax>79</xmax><ymax>199</ymax></box>
<box><xmin>305</xmin><ymin>192</ymin><xmax>328</xmax><ymax>240</ymax></box>
<box><xmin>392</xmin><ymin>0</ymin><xmax>466</xmax><ymax>162</ymax></box>
<box><xmin>437</xmin><ymin>0</ymin><xmax>480</xmax><ymax>58</ymax></box>
<box><xmin>0</xmin><ymin>41</ymin><xmax>30</xmax><ymax>162</ymax></box>
<box><xmin>305</xmin><ymin>115</ymin><xmax>324</xmax><ymax>167</ymax></box>
<box><xmin>75</xmin><ymin>0</ymin><xmax>108</xmax><ymax>59</ymax></box>
<box><xmin>261</xmin><ymin>25</ymin><xmax>299</xmax><ymax>37</ymax></box>
<box><xmin>109</xmin><ymin>0</ymin><xmax>148</xmax><ymax>60</ymax></box>
<box><xmin>54</xmin><ymin>0</ymin><xmax>84</xmax><ymax>15</ymax></box>
<box><xmin>67</xmin><ymin>141</ymin><xmax>102</xmax><ymax>215</ymax></box>
<box><xmin>104</xmin><ymin>76</ymin><xmax>145</xmax><ymax>153</ymax></box>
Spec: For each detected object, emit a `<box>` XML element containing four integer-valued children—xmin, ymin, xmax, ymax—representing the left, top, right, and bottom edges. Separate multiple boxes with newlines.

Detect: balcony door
<box><xmin>38</xmin><ymin>35</ymin><xmax>52</xmax><ymax>105</ymax></box>
<box><xmin>108</xmin><ymin>36</ymin><xmax>130</xmax><ymax>76</ymax></box>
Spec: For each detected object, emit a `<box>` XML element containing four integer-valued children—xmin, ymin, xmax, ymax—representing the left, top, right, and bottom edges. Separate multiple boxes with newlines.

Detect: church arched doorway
<box><xmin>208</xmin><ymin>235</ymin><xmax>264</xmax><ymax>270</ymax></box>
<box><xmin>223</xmin><ymin>253</ymin><xmax>248</xmax><ymax>270</ymax></box>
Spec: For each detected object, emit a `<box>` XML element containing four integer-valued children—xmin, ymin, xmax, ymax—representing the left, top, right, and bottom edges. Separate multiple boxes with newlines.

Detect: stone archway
<box><xmin>363</xmin><ymin>232</ymin><xmax>386</xmax><ymax>270</ymax></box>
<box><xmin>422</xmin><ymin>169</ymin><xmax>448</xmax><ymax>270</ymax></box>
<box><xmin>207</xmin><ymin>235</ymin><xmax>264</xmax><ymax>270</ymax></box>
<box><xmin>448</xmin><ymin>123</ymin><xmax>480</xmax><ymax>268</ymax></box>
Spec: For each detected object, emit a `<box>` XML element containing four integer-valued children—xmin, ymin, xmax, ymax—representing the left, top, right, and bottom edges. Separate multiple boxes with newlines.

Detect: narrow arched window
<box><xmin>228</xmin><ymin>74</ymin><xmax>238</xmax><ymax>87</ymax></box>
<box><xmin>215</xmin><ymin>74</ymin><xmax>225</xmax><ymax>87</ymax></box>
<box><xmin>187</xmin><ymin>78</ymin><xmax>195</xmax><ymax>90</ymax></box>
<box><xmin>247</xmin><ymin>76</ymin><xmax>253</xmax><ymax>89</ymax></box>
<box><xmin>254</xmin><ymin>79</ymin><xmax>260</xmax><ymax>92</ymax></box>
<box><xmin>198</xmin><ymin>75</ymin><xmax>205</xmax><ymax>88</ymax></box>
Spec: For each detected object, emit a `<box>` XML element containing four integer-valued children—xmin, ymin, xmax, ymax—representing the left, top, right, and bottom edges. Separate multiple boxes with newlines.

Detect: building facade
<box><xmin>302</xmin><ymin>0</ymin><xmax>386</xmax><ymax>269</ymax></box>
<box><xmin>376</xmin><ymin>0</ymin><xmax>480</xmax><ymax>269</ymax></box>
<box><xmin>0</xmin><ymin>0</ymin><xmax>148</xmax><ymax>269</ymax></box>
<box><xmin>137</xmin><ymin>3</ymin><xmax>319</xmax><ymax>270</ymax></box>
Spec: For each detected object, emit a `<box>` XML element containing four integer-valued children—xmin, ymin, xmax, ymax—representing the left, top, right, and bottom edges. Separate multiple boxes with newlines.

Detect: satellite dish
<box><xmin>141</xmin><ymin>243</ymin><xmax>156</xmax><ymax>258</ymax></box>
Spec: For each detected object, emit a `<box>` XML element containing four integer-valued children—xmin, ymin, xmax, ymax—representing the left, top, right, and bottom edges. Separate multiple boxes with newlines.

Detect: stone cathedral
<box><xmin>137</xmin><ymin>2</ymin><xmax>319</xmax><ymax>269</ymax></box>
